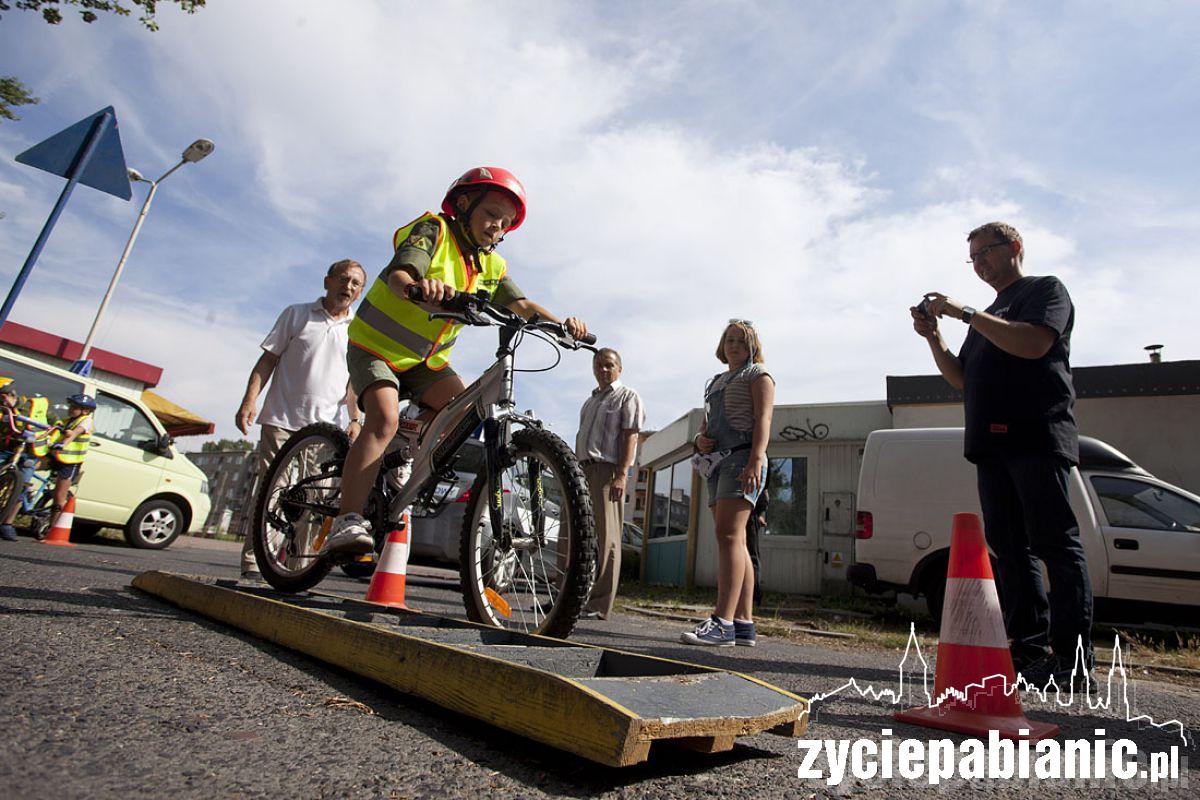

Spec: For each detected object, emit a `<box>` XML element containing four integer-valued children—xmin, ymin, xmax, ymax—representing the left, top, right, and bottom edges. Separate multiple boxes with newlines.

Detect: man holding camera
<box><xmin>911</xmin><ymin>221</ymin><xmax>1092</xmax><ymax>687</ymax></box>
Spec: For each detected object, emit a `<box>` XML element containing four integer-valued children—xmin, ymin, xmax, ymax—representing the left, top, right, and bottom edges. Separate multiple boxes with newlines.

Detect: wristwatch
<box><xmin>961</xmin><ymin>306</ymin><xmax>977</xmax><ymax>325</ymax></box>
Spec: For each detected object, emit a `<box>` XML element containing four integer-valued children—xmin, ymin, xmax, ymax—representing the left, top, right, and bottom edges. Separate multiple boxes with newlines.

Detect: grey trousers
<box><xmin>240</xmin><ymin>424</ymin><xmax>293</xmax><ymax>571</ymax></box>
<box><xmin>582</xmin><ymin>461</ymin><xmax>623</xmax><ymax>618</ymax></box>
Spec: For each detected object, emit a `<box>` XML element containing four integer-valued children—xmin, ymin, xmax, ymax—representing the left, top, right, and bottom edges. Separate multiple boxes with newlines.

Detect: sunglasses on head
<box><xmin>728</xmin><ymin>318</ymin><xmax>754</xmax><ymax>328</ymax></box>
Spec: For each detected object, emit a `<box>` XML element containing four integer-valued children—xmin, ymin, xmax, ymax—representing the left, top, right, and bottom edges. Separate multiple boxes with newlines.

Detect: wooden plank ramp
<box><xmin>130</xmin><ymin>571</ymin><xmax>808</xmax><ymax>768</ymax></box>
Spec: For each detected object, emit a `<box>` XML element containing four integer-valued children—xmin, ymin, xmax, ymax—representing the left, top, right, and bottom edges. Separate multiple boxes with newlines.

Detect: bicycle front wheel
<box><xmin>459</xmin><ymin>427</ymin><xmax>595</xmax><ymax>638</ymax></box>
<box><xmin>0</xmin><ymin>468</ymin><xmax>18</xmax><ymax>517</ymax></box>
<box><xmin>252</xmin><ymin>423</ymin><xmax>348</xmax><ymax>593</ymax></box>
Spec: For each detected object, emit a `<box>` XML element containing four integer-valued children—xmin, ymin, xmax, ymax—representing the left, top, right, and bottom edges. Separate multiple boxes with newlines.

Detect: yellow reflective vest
<box><xmin>348</xmin><ymin>213</ymin><xmax>508</xmax><ymax>372</ymax></box>
<box><xmin>26</xmin><ymin>395</ymin><xmax>51</xmax><ymax>458</ymax></box>
<box><xmin>52</xmin><ymin>413</ymin><xmax>93</xmax><ymax>465</ymax></box>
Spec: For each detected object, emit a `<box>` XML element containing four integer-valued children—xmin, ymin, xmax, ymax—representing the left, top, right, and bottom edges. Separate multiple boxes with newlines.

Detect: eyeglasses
<box><xmin>728</xmin><ymin>318</ymin><xmax>754</xmax><ymax>327</ymax></box>
<box><xmin>966</xmin><ymin>242</ymin><xmax>1010</xmax><ymax>264</ymax></box>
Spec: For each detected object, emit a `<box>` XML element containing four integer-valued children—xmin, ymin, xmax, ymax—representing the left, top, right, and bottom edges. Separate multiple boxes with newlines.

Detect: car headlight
<box><xmin>200</xmin><ymin>480</ymin><xmax>210</xmax><ymax>495</ymax></box>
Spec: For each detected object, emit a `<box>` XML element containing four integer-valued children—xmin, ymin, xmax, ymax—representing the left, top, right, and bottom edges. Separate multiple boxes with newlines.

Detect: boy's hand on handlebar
<box><xmin>563</xmin><ymin>317</ymin><xmax>588</xmax><ymax>340</ymax></box>
<box><xmin>408</xmin><ymin>279</ymin><xmax>456</xmax><ymax>305</ymax></box>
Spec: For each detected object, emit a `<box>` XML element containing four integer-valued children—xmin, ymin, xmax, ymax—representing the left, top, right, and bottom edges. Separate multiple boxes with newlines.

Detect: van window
<box><xmin>1091</xmin><ymin>476</ymin><xmax>1200</xmax><ymax>532</ymax></box>
<box><xmin>0</xmin><ymin>354</ymin><xmax>82</xmax><ymax>424</ymax></box>
<box><xmin>764</xmin><ymin>456</ymin><xmax>809</xmax><ymax>536</ymax></box>
<box><xmin>95</xmin><ymin>393</ymin><xmax>160</xmax><ymax>448</ymax></box>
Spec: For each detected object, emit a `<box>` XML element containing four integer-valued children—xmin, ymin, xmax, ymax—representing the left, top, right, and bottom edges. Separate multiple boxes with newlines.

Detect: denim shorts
<box><xmin>51</xmin><ymin>462</ymin><xmax>81</xmax><ymax>481</ymax></box>
<box><xmin>706</xmin><ymin>449</ymin><xmax>766</xmax><ymax>507</ymax></box>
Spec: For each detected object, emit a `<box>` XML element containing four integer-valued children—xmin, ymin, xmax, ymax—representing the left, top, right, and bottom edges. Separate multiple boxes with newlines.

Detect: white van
<box><xmin>850</xmin><ymin>428</ymin><xmax>1200</xmax><ymax>623</ymax></box>
<box><xmin>0</xmin><ymin>348</ymin><xmax>211</xmax><ymax>549</ymax></box>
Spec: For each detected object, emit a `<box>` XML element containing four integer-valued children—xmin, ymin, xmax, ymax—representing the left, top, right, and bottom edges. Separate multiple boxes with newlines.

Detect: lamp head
<box><xmin>127</xmin><ymin>168</ymin><xmax>147</xmax><ymax>183</ymax></box>
<box><xmin>182</xmin><ymin>139</ymin><xmax>215</xmax><ymax>163</ymax></box>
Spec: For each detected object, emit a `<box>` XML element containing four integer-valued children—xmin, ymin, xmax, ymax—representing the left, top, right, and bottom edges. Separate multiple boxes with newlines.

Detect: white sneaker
<box><xmin>319</xmin><ymin>513</ymin><xmax>374</xmax><ymax>557</ymax></box>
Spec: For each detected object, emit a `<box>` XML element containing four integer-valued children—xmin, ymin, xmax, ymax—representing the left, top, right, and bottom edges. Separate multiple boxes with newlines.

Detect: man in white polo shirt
<box><xmin>234</xmin><ymin>258</ymin><xmax>366</xmax><ymax>577</ymax></box>
<box><xmin>576</xmin><ymin>348</ymin><xmax>645</xmax><ymax>619</ymax></box>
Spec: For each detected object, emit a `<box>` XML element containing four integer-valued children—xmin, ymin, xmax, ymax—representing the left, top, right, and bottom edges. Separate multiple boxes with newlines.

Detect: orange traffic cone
<box><xmin>41</xmin><ymin>495</ymin><xmax>77</xmax><ymax>548</ymax></box>
<box><xmin>894</xmin><ymin>512</ymin><xmax>1058</xmax><ymax>740</ymax></box>
<box><xmin>364</xmin><ymin>509</ymin><xmax>416</xmax><ymax>611</ymax></box>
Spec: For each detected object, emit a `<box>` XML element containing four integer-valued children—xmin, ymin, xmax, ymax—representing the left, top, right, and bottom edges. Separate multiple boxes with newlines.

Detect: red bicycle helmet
<box><xmin>441</xmin><ymin>167</ymin><xmax>527</xmax><ymax>231</ymax></box>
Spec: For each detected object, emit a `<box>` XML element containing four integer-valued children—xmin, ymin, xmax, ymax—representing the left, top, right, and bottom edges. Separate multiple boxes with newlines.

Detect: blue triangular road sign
<box><xmin>15</xmin><ymin>106</ymin><xmax>132</xmax><ymax>200</ymax></box>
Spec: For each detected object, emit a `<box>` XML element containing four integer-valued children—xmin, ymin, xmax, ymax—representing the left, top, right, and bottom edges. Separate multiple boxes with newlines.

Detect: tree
<box><xmin>0</xmin><ymin>1</ymin><xmax>205</xmax><ymax>30</ymax></box>
<box><xmin>0</xmin><ymin>1</ymin><xmax>206</xmax><ymax>120</ymax></box>
<box><xmin>0</xmin><ymin>76</ymin><xmax>38</xmax><ymax>121</ymax></box>
<box><xmin>202</xmin><ymin>438</ymin><xmax>254</xmax><ymax>453</ymax></box>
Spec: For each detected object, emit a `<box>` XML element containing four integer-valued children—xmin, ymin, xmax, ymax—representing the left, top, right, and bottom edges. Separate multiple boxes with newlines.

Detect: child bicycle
<box><xmin>0</xmin><ymin>418</ymin><xmax>67</xmax><ymax>540</ymax></box>
<box><xmin>252</xmin><ymin>289</ymin><xmax>599</xmax><ymax>638</ymax></box>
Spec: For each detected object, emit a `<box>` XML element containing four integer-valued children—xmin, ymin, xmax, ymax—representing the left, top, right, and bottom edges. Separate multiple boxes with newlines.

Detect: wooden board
<box><xmin>131</xmin><ymin>571</ymin><xmax>808</xmax><ymax>767</ymax></box>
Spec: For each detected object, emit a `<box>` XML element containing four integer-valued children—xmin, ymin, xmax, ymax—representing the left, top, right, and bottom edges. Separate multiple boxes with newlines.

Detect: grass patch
<box><xmin>616</xmin><ymin>582</ymin><xmax>1200</xmax><ymax>683</ymax></box>
<box><xmin>616</xmin><ymin>580</ymin><xmax>934</xmax><ymax>650</ymax></box>
<box><xmin>1102</xmin><ymin>629</ymin><xmax>1200</xmax><ymax>675</ymax></box>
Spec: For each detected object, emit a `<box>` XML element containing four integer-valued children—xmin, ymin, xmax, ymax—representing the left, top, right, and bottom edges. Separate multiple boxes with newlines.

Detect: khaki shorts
<box><xmin>347</xmin><ymin>346</ymin><xmax>458</xmax><ymax>409</ymax></box>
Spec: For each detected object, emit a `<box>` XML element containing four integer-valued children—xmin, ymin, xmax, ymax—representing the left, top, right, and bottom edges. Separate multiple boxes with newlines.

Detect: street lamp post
<box><xmin>71</xmin><ymin>138</ymin><xmax>215</xmax><ymax>375</ymax></box>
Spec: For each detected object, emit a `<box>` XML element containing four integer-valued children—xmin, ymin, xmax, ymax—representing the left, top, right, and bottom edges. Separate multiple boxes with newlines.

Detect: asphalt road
<box><xmin>1</xmin><ymin>534</ymin><xmax>1197</xmax><ymax>799</ymax></box>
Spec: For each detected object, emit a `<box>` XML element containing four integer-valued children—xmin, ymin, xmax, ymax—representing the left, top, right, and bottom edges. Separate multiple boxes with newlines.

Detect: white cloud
<box><xmin>2</xmin><ymin>0</ymin><xmax>1197</xmax><ymax>447</ymax></box>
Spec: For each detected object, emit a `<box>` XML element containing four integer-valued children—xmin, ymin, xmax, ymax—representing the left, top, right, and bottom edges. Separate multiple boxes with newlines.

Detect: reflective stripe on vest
<box><xmin>54</xmin><ymin>413</ymin><xmax>92</xmax><ymax>465</ymax></box>
<box><xmin>27</xmin><ymin>396</ymin><xmax>50</xmax><ymax>458</ymax></box>
<box><xmin>347</xmin><ymin>212</ymin><xmax>507</xmax><ymax>372</ymax></box>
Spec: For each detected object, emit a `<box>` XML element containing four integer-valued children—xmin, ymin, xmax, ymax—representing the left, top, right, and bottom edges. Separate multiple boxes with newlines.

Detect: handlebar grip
<box><xmin>578</xmin><ymin>332</ymin><xmax>598</xmax><ymax>346</ymax></box>
<box><xmin>405</xmin><ymin>284</ymin><xmax>426</xmax><ymax>303</ymax></box>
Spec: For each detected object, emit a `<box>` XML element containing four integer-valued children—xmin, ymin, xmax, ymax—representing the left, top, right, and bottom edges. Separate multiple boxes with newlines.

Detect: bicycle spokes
<box><xmin>468</xmin><ymin>443</ymin><xmax>570</xmax><ymax>633</ymax></box>
<box><xmin>262</xmin><ymin>433</ymin><xmax>341</xmax><ymax>576</ymax></box>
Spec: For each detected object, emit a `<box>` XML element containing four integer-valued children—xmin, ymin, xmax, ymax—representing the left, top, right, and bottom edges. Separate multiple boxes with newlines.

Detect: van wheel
<box><xmin>124</xmin><ymin>499</ymin><xmax>184</xmax><ymax>550</ymax></box>
<box><xmin>921</xmin><ymin>572</ymin><xmax>946</xmax><ymax>627</ymax></box>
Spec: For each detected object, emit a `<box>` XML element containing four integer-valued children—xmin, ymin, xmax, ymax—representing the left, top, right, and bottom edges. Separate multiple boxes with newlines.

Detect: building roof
<box><xmin>887</xmin><ymin>360</ymin><xmax>1200</xmax><ymax>406</ymax></box>
<box><xmin>0</xmin><ymin>319</ymin><xmax>162</xmax><ymax>387</ymax></box>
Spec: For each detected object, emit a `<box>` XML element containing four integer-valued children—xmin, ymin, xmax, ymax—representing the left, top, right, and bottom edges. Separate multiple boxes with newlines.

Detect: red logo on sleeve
<box><xmin>989</xmin><ymin>423</ymin><xmax>1009</xmax><ymax>434</ymax></box>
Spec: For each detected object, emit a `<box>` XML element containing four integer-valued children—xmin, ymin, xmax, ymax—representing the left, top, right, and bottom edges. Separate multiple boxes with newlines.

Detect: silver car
<box><xmin>409</xmin><ymin>438</ymin><xmax>487</xmax><ymax>564</ymax></box>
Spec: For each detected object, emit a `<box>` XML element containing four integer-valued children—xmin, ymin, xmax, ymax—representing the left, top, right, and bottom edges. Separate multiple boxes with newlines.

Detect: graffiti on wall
<box><xmin>779</xmin><ymin>418</ymin><xmax>830</xmax><ymax>442</ymax></box>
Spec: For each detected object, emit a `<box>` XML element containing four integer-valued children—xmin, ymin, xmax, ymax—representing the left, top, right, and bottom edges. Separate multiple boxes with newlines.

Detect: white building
<box><xmin>638</xmin><ymin>357</ymin><xmax>1200</xmax><ymax>595</ymax></box>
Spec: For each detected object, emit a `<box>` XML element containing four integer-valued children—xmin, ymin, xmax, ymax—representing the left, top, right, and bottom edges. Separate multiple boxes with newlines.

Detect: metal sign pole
<box><xmin>0</xmin><ymin>109</ymin><xmax>115</xmax><ymax>328</ymax></box>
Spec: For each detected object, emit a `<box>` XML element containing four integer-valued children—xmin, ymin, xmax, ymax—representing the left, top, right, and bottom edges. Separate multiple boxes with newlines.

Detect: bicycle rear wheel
<box><xmin>252</xmin><ymin>423</ymin><xmax>348</xmax><ymax>593</ymax></box>
<box><xmin>459</xmin><ymin>427</ymin><xmax>595</xmax><ymax>638</ymax></box>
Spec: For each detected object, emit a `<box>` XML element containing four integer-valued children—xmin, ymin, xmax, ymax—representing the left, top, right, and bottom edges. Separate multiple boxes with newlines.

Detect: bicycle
<box><xmin>0</xmin><ymin>415</ymin><xmax>63</xmax><ymax>540</ymax></box>
<box><xmin>252</xmin><ymin>289</ymin><xmax>599</xmax><ymax>638</ymax></box>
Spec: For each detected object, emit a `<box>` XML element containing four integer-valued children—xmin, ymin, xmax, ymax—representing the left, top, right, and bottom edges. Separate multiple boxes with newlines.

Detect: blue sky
<box><xmin>1</xmin><ymin>1</ymin><xmax>1198</xmax><ymax>444</ymax></box>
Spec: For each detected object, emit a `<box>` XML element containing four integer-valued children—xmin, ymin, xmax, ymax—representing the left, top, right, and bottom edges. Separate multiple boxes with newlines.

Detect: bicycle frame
<box><xmin>386</xmin><ymin>325</ymin><xmax>533</xmax><ymax>528</ymax></box>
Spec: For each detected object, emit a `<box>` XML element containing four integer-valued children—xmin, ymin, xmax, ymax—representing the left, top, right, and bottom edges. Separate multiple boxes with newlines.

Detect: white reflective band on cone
<box><xmin>377</xmin><ymin>540</ymin><xmax>409</xmax><ymax>575</ymax></box>
<box><xmin>939</xmin><ymin>577</ymin><xmax>1009</xmax><ymax>648</ymax></box>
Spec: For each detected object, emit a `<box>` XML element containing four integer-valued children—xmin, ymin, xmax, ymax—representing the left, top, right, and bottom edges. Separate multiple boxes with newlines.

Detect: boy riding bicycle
<box><xmin>323</xmin><ymin>167</ymin><xmax>589</xmax><ymax>556</ymax></box>
<box><xmin>0</xmin><ymin>384</ymin><xmax>42</xmax><ymax>541</ymax></box>
<box><xmin>47</xmin><ymin>394</ymin><xmax>96</xmax><ymax>517</ymax></box>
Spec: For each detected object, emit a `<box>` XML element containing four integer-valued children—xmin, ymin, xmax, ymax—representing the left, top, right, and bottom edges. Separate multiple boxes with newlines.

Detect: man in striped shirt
<box><xmin>575</xmin><ymin>348</ymin><xmax>645</xmax><ymax>620</ymax></box>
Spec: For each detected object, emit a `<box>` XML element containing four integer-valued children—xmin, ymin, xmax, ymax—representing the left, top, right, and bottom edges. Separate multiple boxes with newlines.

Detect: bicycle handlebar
<box><xmin>406</xmin><ymin>285</ymin><xmax>598</xmax><ymax>348</ymax></box>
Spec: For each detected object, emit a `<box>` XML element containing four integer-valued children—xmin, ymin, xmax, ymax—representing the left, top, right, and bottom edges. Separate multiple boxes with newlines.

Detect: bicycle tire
<box><xmin>252</xmin><ymin>422</ymin><xmax>349</xmax><ymax>593</ymax></box>
<box><xmin>30</xmin><ymin>490</ymin><xmax>54</xmax><ymax>541</ymax></box>
<box><xmin>459</xmin><ymin>426</ymin><xmax>595</xmax><ymax>638</ymax></box>
<box><xmin>0</xmin><ymin>468</ymin><xmax>17</xmax><ymax>518</ymax></box>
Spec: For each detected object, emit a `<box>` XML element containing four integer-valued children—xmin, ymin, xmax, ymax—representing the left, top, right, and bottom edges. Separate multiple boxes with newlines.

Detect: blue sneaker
<box><xmin>0</xmin><ymin>524</ymin><xmax>18</xmax><ymax>541</ymax></box>
<box><xmin>734</xmin><ymin>620</ymin><xmax>757</xmax><ymax>647</ymax></box>
<box><xmin>681</xmin><ymin>615</ymin><xmax>735</xmax><ymax>647</ymax></box>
